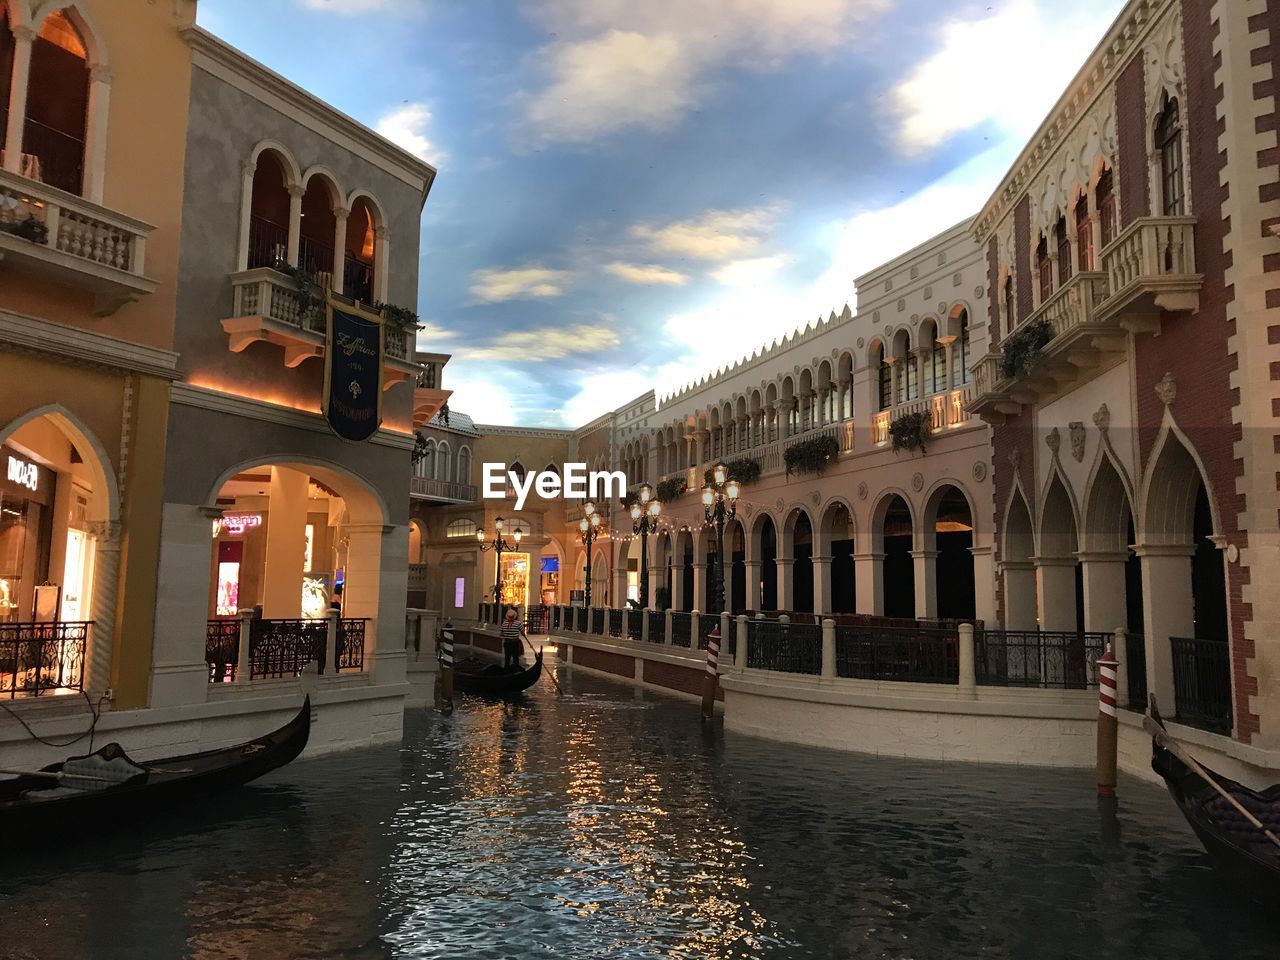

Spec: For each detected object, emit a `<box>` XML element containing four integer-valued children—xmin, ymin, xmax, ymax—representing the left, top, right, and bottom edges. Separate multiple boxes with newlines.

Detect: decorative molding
<box><xmin>1045</xmin><ymin>426</ymin><xmax>1061</xmax><ymax>456</ymax></box>
<box><xmin>972</xmin><ymin>461</ymin><xmax>987</xmax><ymax>482</ymax></box>
<box><xmin>1092</xmin><ymin>402</ymin><xmax>1111</xmax><ymax>435</ymax></box>
<box><xmin>911</xmin><ymin>472</ymin><xmax>924</xmax><ymax>492</ymax></box>
<box><xmin>170</xmin><ymin>382</ymin><xmax>416</xmax><ymax>450</ymax></box>
<box><xmin>0</xmin><ymin>308</ymin><xmax>181</xmax><ymax>380</ymax></box>
<box><xmin>1155</xmin><ymin>372</ymin><xmax>1177</xmax><ymax>406</ymax></box>
<box><xmin>857</xmin><ymin>482</ymin><xmax>868</xmax><ymax>501</ymax></box>
<box><xmin>1068</xmin><ymin>422</ymin><xmax>1086</xmax><ymax>462</ymax></box>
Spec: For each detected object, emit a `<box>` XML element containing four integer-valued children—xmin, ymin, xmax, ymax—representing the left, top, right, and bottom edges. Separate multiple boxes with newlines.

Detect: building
<box><xmin>0</xmin><ymin>0</ymin><xmax>195</xmax><ymax>710</ymax></box>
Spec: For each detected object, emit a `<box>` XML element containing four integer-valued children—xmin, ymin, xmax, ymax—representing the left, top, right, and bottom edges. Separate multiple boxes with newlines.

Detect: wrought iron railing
<box><xmin>526</xmin><ymin>605</ymin><xmax>550</xmax><ymax>635</ymax></box>
<box><xmin>248</xmin><ymin>215</ymin><xmax>288</xmax><ymax>270</ymax></box>
<box><xmin>591</xmin><ymin>607</ymin><xmax>605</xmax><ymax>635</ymax></box>
<box><xmin>1171</xmin><ymin>636</ymin><xmax>1232</xmax><ymax>734</ymax></box>
<box><xmin>747</xmin><ymin>619</ymin><xmax>821</xmax><ymax>675</ymax></box>
<box><xmin>834</xmin><ymin>625</ymin><xmax>958</xmax><ymax>684</ymax></box>
<box><xmin>670</xmin><ymin>611</ymin><xmax>692</xmax><ymax>648</ymax></box>
<box><xmin>206</xmin><ymin>618</ymin><xmax>240</xmax><ymax>683</ymax></box>
<box><xmin>575</xmin><ymin>607</ymin><xmax>589</xmax><ymax>633</ymax></box>
<box><xmin>648</xmin><ymin>611</ymin><xmax>667</xmax><ymax>644</ymax></box>
<box><xmin>627</xmin><ymin>611</ymin><xmax>642</xmax><ymax>642</ymax></box>
<box><xmin>549</xmin><ymin>605</ymin><xmax>563</xmax><ymax>631</ymax></box>
<box><xmin>249</xmin><ymin>619</ymin><xmax>325</xmax><ymax>680</ymax></box>
<box><xmin>975</xmin><ymin>630</ymin><xmax>1106</xmax><ymax>689</ymax></box>
<box><xmin>0</xmin><ymin>621</ymin><xmax>90</xmax><ymax>698</ymax></box>
<box><xmin>697</xmin><ymin>614</ymin><xmax>719</xmax><ymax>650</ymax></box>
<box><xmin>337</xmin><ymin>619</ymin><xmax>366</xmax><ymax>672</ymax></box>
<box><xmin>23</xmin><ymin>117</ymin><xmax>84</xmax><ymax>195</ymax></box>
<box><xmin>608</xmin><ymin>608</ymin><xmax>623</xmax><ymax>638</ymax></box>
<box><xmin>1125</xmin><ymin>631</ymin><xmax>1147</xmax><ymax>710</ymax></box>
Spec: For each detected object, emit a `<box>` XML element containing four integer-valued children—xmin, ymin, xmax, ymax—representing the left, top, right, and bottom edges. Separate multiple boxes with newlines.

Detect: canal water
<box><xmin>1</xmin><ymin>662</ymin><xmax>1276</xmax><ymax>959</ymax></box>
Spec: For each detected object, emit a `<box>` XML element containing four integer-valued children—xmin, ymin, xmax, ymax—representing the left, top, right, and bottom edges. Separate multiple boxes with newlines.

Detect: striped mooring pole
<box><xmin>1097</xmin><ymin>643</ymin><xmax>1119</xmax><ymax>797</ymax></box>
<box><xmin>439</xmin><ymin>620</ymin><xmax>455</xmax><ymax>715</ymax></box>
<box><xmin>701</xmin><ymin>625</ymin><xmax>721</xmax><ymax>721</ymax></box>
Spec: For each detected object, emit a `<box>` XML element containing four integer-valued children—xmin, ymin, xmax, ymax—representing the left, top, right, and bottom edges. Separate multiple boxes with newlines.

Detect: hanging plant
<box><xmin>655</xmin><ymin>476</ymin><xmax>688</xmax><ymax>503</ymax></box>
<box><xmin>373</xmin><ymin>300</ymin><xmax>423</xmax><ymax>334</ymax></box>
<box><xmin>889</xmin><ymin>411</ymin><xmax>932</xmax><ymax>455</ymax></box>
<box><xmin>784</xmin><ymin>435</ymin><xmax>839</xmax><ymax>476</ymax></box>
<box><xmin>704</xmin><ymin>457</ymin><xmax>762</xmax><ymax>487</ymax></box>
<box><xmin>999</xmin><ymin>317</ymin><xmax>1053</xmax><ymax>380</ymax></box>
<box><xmin>272</xmin><ymin>260</ymin><xmax>324</xmax><ymax>324</ymax></box>
<box><xmin>438</xmin><ymin>402</ymin><xmax>451</xmax><ymax>427</ymax></box>
<box><xmin>411</xmin><ymin>431</ymin><xmax>431</xmax><ymax>464</ymax></box>
<box><xmin>0</xmin><ymin>215</ymin><xmax>49</xmax><ymax>245</ymax></box>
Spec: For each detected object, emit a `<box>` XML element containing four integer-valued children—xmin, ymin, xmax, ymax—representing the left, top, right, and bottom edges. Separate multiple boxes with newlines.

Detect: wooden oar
<box><xmin>0</xmin><ymin>766</ymin><xmax>120</xmax><ymax>784</ymax></box>
<box><xmin>521</xmin><ymin>632</ymin><xmax>563</xmax><ymax>696</ymax></box>
<box><xmin>1143</xmin><ymin>715</ymin><xmax>1280</xmax><ymax>852</ymax></box>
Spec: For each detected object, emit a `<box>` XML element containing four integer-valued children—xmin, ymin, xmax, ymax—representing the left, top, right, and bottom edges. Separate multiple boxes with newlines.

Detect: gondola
<box><xmin>0</xmin><ymin>697</ymin><xmax>311</xmax><ymax>845</ymax></box>
<box><xmin>1148</xmin><ymin>699</ymin><xmax>1280</xmax><ymax>898</ymax></box>
<box><xmin>452</xmin><ymin>649</ymin><xmax>543</xmax><ymax>697</ymax></box>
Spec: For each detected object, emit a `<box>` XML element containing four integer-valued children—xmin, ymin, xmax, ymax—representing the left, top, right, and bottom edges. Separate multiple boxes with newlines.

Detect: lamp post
<box><xmin>578</xmin><ymin>500</ymin><xmax>602</xmax><ymax>608</ymax></box>
<box><xmin>629</xmin><ymin>484</ymin><xmax>662</xmax><ymax>608</ymax></box>
<box><xmin>477</xmin><ymin>516</ymin><xmax>521</xmax><ymax>609</ymax></box>
<box><xmin>702</xmin><ymin>461</ymin><xmax>740</xmax><ymax>615</ymax></box>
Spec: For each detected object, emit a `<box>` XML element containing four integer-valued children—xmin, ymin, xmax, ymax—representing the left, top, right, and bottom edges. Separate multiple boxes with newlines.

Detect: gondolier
<box><xmin>500</xmin><ymin>607</ymin><xmax>523</xmax><ymax>670</ymax></box>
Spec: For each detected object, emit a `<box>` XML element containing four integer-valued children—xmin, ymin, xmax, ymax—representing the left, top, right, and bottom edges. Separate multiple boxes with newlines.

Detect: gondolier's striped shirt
<box><xmin>501</xmin><ymin>619</ymin><xmax>521</xmax><ymax>644</ymax></box>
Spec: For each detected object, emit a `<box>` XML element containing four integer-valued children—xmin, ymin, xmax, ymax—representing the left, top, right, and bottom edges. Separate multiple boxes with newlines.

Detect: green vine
<box><xmin>889</xmin><ymin>411</ymin><xmax>931</xmax><ymax>455</ymax></box>
<box><xmin>655</xmin><ymin>476</ymin><xmax>688</xmax><ymax>503</ymax></box>
<box><xmin>272</xmin><ymin>260</ymin><xmax>324</xmax><ymax>325</ymax></box>
<box><xmin>704</xmin><ymin>457</ymin><xmax>762</xmax><ymax>487</ymax></box>
<box><xmin>0</xmin><ymin>215</ymin><xmax>49</xmax><ymax>245</ymax></box>
<box><xmin>999</xmin><ymin>317</ymin><xmax>1053</xmax><ymax>380</ymax></box>
<box><xmin>373</xmin><ymin>300</ymin><xmax>423</xmax><ymax>334</ymax></box>
<box><xmin>783</xmin><ymin>435</ymin><xmax>839</xmax><ymax>477</ymax></box>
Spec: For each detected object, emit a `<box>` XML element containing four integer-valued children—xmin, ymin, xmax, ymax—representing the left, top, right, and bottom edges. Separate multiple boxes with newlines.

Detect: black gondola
<box><xmin>0</xmin><ymin>697</ymin><xmax>311</xmax><ymax>845</ymax></box>
<box><xmin>453</xmin><ymin>649</ymin><xmax>543</xmax><ymax>697</ymax></box>
<box><xmin>1149</xmin><ymin>700</ymin><xmax>1280</xmax><ymax>898</ymax></box>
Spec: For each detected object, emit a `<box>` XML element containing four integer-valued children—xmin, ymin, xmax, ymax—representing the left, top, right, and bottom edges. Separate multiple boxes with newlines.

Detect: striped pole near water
<box><xmin>439</xmin><ymin>620</ymin><xmax>455</xmax><ymax>715</ymax></box>
<box><xmin>1097</xmin><ymin>644</ymin><xmax>1118</xmax><ymax>797</ymax></box>
<box><xmin>701</xmin><ymin>626</ymin><xmax>721</xmax><ymax>720</ymax></box>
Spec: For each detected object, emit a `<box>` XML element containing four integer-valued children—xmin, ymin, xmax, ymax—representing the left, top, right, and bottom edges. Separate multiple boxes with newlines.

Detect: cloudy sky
<box><xmin>199</xmin><ymin>0</ymin><xmax>1125</xmax><ymax>427</ymax></box>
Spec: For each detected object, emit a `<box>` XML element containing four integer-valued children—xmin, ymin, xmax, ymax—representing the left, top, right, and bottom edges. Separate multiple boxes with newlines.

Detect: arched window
<box><xmin>299</xmin><ymin>176</ymin><xmax>339</xmax><ymax>280</ymax></box>
<box><xmin>25</xmin><ymin>11</ymin><xmax>90</xmax><ymax>195</ymax></box>
<box><xmin>344</xmin><ymin>196</ymin><xmax>379</xmax><ymax>302</ymax></box>
<box><xmin>1075</xmin><ymin>194</ymin><xmax>1093</xmax><ymax>272</ymax></box>
<box><xmin>957</xmin><ymin>309</ymin><xmax>971</xmax><ymax>385</ymax></box>
<box><xmin>1004</xmin><ymin>276</ymin><xmax>1016</xmax><ymax>333</ymax></box>
<box><xmin>446</xmin><ymin>519</ymin><xmax>478</xmax><ymax>539</ymax></box>
<box><xmin>876</xmin><ymin>344</ymin><xmax>891</xmax><ymax>411</ymax></box>
<box><xmin>436</xmin><ymin>442</ymin><xmax>451</xmax><ymax>483</ymax></box>
<box><xmin>1036</xmin><ymin>235</ymin><xmax>1052</xmax><ymax>301</ymax></box>
<box><xmin>1156</xmin><ymin>96</ymin><xmax>1185</xmax><ymax>216</ymax></box>
<box><xmin>457</xmin><ymin>446</ymin><xmax>472</xmax><ymax>484</ymax></box>
<box><xmin>1096</xmin><ymin>169</ymin><xmax>1116</xmax><ymax>247</ymax></box>
<box><xmin>249</xmin><ymin>151</ymin><xmax>291</xmax><ymax>269</ymax></box>
<box><xmin>1055</xmin><ymin>215</ymin><xmax>1071</xmax><ymax>286</ymax></box>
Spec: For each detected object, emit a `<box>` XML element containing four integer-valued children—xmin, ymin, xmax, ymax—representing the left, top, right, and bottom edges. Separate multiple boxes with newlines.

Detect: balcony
<box><xmin>410</xmin><ymin>476</ymin><xmax>478</xmax><ymax>503</ymax></box>
<box><xmin>413</xmin><ymin>385</ymin><xmax>453</xmax><ymax>427</ymax></box>
<box><xmin>220</xmin><ymin>268</ymin><xmax>417</xmax><ymax>386</ymax></box>
<box><xmin>0</xmin><ymin>168</ymin><xmax>156</xmax><ymax>316</ymax></box>
<box><xmin>872</xmin><ymin>384</ymin><xmax>975</xmax><ymax>447</ymax></box>
<box><xmin>970</xmin><ymin>217</ymin><xmax>1202</xmax><ymax>421</ymax></box>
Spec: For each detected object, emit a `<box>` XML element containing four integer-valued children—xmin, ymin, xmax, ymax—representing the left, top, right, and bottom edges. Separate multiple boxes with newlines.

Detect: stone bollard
<box><xmin>691</xmin><ymin>609</ymin><xmax>700</xmax><ymax>649</ymax></box>
<box><xmin>958</xmin><ymin>623</ymin><xmax>976</xmax><ymax>697</ymax></box>
<box><xmin>236</xmin><ymin>608</ymin><xmax>253</xmax><ymax>684</ymax></box>
<box><xmin>1097</xmin><ymin>643</ymin><xmax>1119</xmax><ymax>798</ymax></box>
<box><xmin>735</xmin><ymin>614</ymin><xmax>749</xmax><ymax>670</ymax></box>
<box><xmin>325</xmin><ymin>609</ymin><xmax>340</xmax><ymax>676</ymax></box>
<box><xmin>664</xmin><ymin>608</ymin><xmax>674</xmax><ymax>646</ymax></box>
<box><xmin>821</xmin><ymin>618</ymin><xmax>836</xmax><ymax>679</ymax></box>
<box><xmin>720</xmin><ymin>610</ymin><xmax>732</xmax><ymax>659</ymax></box>
<box><xmin>641</xmin><ymin>608</ymin><xmax>651</xmax><ymax>643</ymax></box>
<box><xmin>701</xmin><ymin>624</ymin><xmax>721</xmax><ymax>720</ymax></box>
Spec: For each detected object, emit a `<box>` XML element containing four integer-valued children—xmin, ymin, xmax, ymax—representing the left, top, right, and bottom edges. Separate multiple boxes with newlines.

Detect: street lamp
<box><xmin>702</xmin><ymin>461</ymin><xmax>740</xmax><ymax>615</ymax></box>
<box><xmin>578</xmin><ymin>500</ymin><xmax>602</xmax><ymax>608</ymax></box>
<box><xmin>629</xmin><ymin>484</ymin><xmax>662</xmax><ymax>608</ymax></box>
<box><xmin>478</xmin><ymin>516</ymin><xmax>521</xmax><ymax>608</ymax></box>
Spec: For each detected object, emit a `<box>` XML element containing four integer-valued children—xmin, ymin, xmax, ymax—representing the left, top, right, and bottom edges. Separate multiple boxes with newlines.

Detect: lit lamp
<box><xmin>579</xmin><ymin>501</ymin><xmax>602</xmax><ymax>608</ymax></box>
<box><xmin>630</xmin><ymin>483</ymin><xmax>662</xmax><ymax>608</ymax></box>
<box><xmin>703</xmin><ymin>461</ymin><xmax>740</xmax><ymax>615</ymax></box>
<box><xmin>478</xmin><ymin>516</ymin><xmax>519</xmax><ymax>607</ymax></box>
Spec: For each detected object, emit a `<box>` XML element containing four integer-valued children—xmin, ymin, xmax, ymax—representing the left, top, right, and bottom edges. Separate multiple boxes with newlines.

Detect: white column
<box><xmin>812</xmin><ymin>555</ymin><xmax>832</xmax><ymax>615</ymax></box>
<box><xmin>3</xmin><ymin>27</ymin><xmax>34</xmax><ymax>174</ymax></box>
<box><xmin>1079</xmin><ymin>552</ymin><xmax>1129</xmax><ymax>634</ymax></box>
<box><xmin>262</xmin><ymin>466</ymin><xmax>309</xmax><ymax>618</ymax></box>
<box><xmin>1035</xmin><ymin>557</ymin><xmax>1078</xmax><ymax>632</ymax></box>
<box><xmin>743</xmin><ymin>559</ymin><xmax>761</xmax><ymax>610</ymax></box>
<box><xmin>86</xmin><ymin>520</ymin><xmax>121</xmax><ymax>696</ymax></box>
<box><xmin>912</xmin><ymin>549</ymin><xmax>938</xmax><ymax>619</ymax></box>
<box><xmin>970</xmin><ymin>545</ymin><xmax>996</xmax><ymax>624</ymax></box>
<box><xmin>938</xmin><ymin>336</ymin><xmax>957</xmax><ymax>392</ymax></box>
<box><xmin>331</xmin><ymin>206</ymin><xmax>350</xmax><ymax>293</ymax></box>
<box><xmin>821</xmin><ymin>617</ymin><xmax>836</xmax><ymax>679</ymax></box>
<box><xmin>958</xmin><ymin>623</ymin><xmax>976</xmax><ymax>696</ymax></box>
<box><xmin>1137</xmin><ymin>545</ymin><xmax>1196</xmax><ymax>718</ymax></box>
<box><xmin>149</xmin><ymin>505</ymin><xmax>220</xmax><ymax>707</ymax></box>
<box><xmin>691</xmin><ymin>562</ymin><xmax>706</xmax><ymax>614</ymax></box>
<box><xmin>374</xmin><ymin>225</ymin><xmax>390</xmax><ymax>302</ymax></box>
<box><xmin>735</xmin><ymin>615</ymin><xmax>749</xmax><ymax>670</ymax></box>
<box><xmin>84</xmin><ymin>64</ymin><xmax>113</xmax><ymax>203</ymax></box>
<box><xmin>237</xmin><ymin>159</ymin><xmax>256</xmax><ymax>272</ymax></box>
<box><xmin>286</xmin><ymin>184</ymin><xmax>305</xmax><ymax>267</ymax></box>
<box><xmin>776</xmin><ymin>557</ymin><xmax>794</xmax><ymax>611</ymax></box>
<box><xmin>671</xmin><ymin>558</ymin><xmax>687</xmax><ymax>611</ymax></box>
<box><xmin>1003</xmin><ymin>561</ymin><xmax>1038</xmax><ymax>629</ymax></box>
<box><xmin>854</xmin><ymin>552</ymin><xmax>883</xmax><ymax>615</ymax></box>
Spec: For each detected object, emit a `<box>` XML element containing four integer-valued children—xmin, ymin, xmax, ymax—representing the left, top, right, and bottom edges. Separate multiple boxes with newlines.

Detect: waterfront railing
<box><xmin>747</xmin><ymin>618</ymin><xmax>822</xmax><ymax>675</ymax></box>
<box><xmin>974</xmin><ymin>629</ymin><xmax>1106</xmax><ymax>690</ymax></box>
<box><xmin>834</xmin><ymin>624</ymin><xmax>958</xmax><ymax>684</ymax></box>
<box><xmin>1124</xmin><ymin>631</ymin><xmax>1147</xmax><ymax>709</ymax></box>
<box><xmin>205</xmin><ymin>614</ymin><xmax>367</xmax><ymax>683</ymax></box>
<box><xmin>669</xmin><ymin>611</ymin><xmax>692</xmax><ymax>648</ymax></box>
<box><xmin>0</xmin><ymin>621</ymin><xmax>90</xmax><ymax>699</ymax></box>
<box><xmin>1170</xmin><ymin>635</ymin><xmax>1232</xmax><ymax>734</ymax></box>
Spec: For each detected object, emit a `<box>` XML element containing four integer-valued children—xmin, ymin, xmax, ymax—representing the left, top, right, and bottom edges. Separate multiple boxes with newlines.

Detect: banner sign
<box><xmin>323</xmin><ymin>302</ymin><xmax>384</xmax><ymax>441</ymax></box>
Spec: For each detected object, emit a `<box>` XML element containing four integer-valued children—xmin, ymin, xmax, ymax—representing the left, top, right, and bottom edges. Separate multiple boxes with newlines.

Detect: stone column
<box><xmin>236</xmin><ymin>158</ymin><xmax>256</xmax><ymax>272</ymax></box>
<box><xmin>775</xmin><ymin>557</ymin><xmax>794</xmax><ymax>611</ymax></box>
<box><xmin>1137</xmin><ymin>545</ymin><xmax>1196</xmax><ymax>717</ymax></box>
<box><xmin>671</xmin><ymin>557</ymin><xmax>687</xmax><ymax>611</ymax></box>
<box><xmin>736</xmin><ymin>615</ymin><xmax>749</xmax><ymax>670</ymax></box>
<box><xmin>1034</xmin><ymin>557</ymin><xmax>1078</xmax><ymax>632</ymax></box>
<box><xmin>938</xmin><ymin>336</ymin><xmax>957</xmax><ymax>393</ymax></box>
<box><xmin>915</xmin><ymin>347</ymin><xmax>933</xmax><ymax>399</ymax></box>
<box><xmin>86</xmin><ymin>520</ymin><xmax>122</xmax><ymax>696</ymax></box>
<box><xmin>331</xmin><ymin>205</ymin><xmax>350</xmax><ymax>293</ymax></box>
<box><xmin>821</xmin><ymin>618</ymin><xmax>836</xmax><ymax>679</ymax></box>
<box><xmin>1079</xmin><ymin>552</ymin><xmax>1129</xmax><ymax>634</ymax></box>
<box><xmin>854</xmin><ymin>552</ymin><xmax>883</xmax><ymax>615</ymax></box>
<box><xmin>286</xmin><ymin>184</ymin><xmax>306</xmax><ymax>266</ymax></box>
<box><xmin>647</xmin><ymin>556</ymin><xmax>663</xmax><ymax>612</ymax></box>
<box><xmin>743</xmin><ymin>559</ymin><xmax>761</xmax><ymax>610</ymax></box>
<box><xmin>374</xmin><ymin>225</ymin><xmax>390</xmax><ymax>302</ymax></box>
<box><xmin>887</xmin><ymin>357</ymin><xmax>900</xmax><ymax>407</ymax></box>
<box><xmin>691</xmin><ymin>562</ymin><xmax>706</xmax><ymax>614</ymax></box>
<box><xmin>84</xmin><ymin>64</ymin><xmax>113</xmax><ymax>203</ymax></box>
<box><xmin>2</xmin><ymin>27</ymin><xmax>34</xmax><ymax>174</ymax></box>
<box><xmin>812</xmin><ymin>555</ymin><xmax>832</xmax><ymax>615</ymax></box>
<box><xmin>912</xmin><ymin>548</ymin><xmax>938</xmax><ymax>619</ymax></box>
<box><xmin>262</xmin><ymin>466</ymin><xmax>309</xmax><ymax>618</ymax></box>
<box><xmin>970</xmin><ymin>545</ymin><xmax>996</xmax><ymax>624</ymax></box>
<box><xmin>1003</xmin><ymin>561</ymin><xmax>1038</xmax><ymax>629</ymax></box>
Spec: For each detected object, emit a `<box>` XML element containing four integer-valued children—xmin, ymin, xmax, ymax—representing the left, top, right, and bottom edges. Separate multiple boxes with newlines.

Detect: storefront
<box><xmin>539</xmin><ymin>556</ymin><xmax>559</xmax><ymax>604</ymax></box>
<box><xmin>499</xmin><ymin>552</ymin><xmax>529</xmax><ymax>608</ymax></box>
<box><xmin>0</xmin><ymin>445</ymin><xmax>60</xmax><ymax>623</ymax></box>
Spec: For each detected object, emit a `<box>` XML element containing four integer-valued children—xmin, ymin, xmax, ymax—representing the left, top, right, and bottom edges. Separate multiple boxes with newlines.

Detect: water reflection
<box><xmin>0</xmin><ymin>664</ymin><xmax>1277</xmax><ymax>959</ymax></box>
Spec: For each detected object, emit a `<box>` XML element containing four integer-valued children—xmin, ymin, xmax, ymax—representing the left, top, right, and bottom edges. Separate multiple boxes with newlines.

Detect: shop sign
<box><xmin>323</xmin><ymin>303</ymin><xmax>384</xmax><ymax>442</ymax></box>
<box><xmin>214</xmin><ymin>514</ymin><xmax>262</xmax><ymax>537</ymax></box>
<box><xmin>7</xmin><ymin>455</ymin><xmax>38</xmax><ymax>492</ymax></box>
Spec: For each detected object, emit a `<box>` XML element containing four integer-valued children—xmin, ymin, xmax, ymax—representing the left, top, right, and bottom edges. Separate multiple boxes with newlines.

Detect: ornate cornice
<box><xmin>0</xmin><ymin>309</ymin><xmax>180</xmax><ymax>380</ymax></box>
